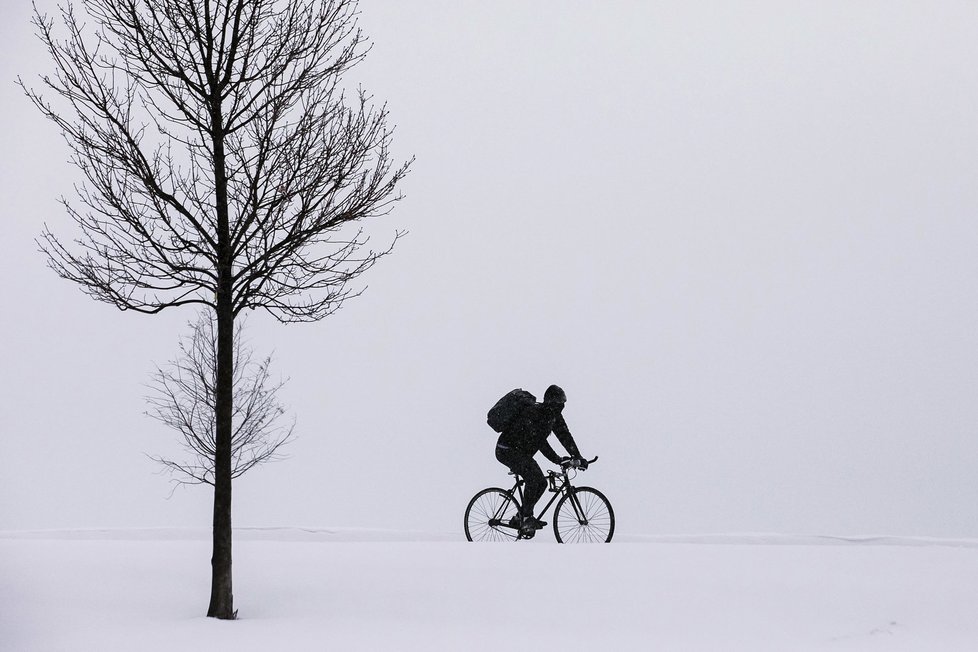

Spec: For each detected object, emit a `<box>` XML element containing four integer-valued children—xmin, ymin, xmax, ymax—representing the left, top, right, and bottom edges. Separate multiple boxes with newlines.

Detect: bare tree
<box><xmin>147</xmin><ymin>312</ymin><xmax>293</xmax><ymax>487</ymax></box>
<box><xmin>21</xmin><ymin>0</ymin><xmax>410</xmax><ymax>618</ymax></box>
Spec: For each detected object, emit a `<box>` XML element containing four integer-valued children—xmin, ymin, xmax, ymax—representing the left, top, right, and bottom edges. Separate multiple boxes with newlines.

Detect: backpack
<box><xmin>487</xmin><ymin>388</ymin><xmax>536</xmax><ymax>433</ymax></box>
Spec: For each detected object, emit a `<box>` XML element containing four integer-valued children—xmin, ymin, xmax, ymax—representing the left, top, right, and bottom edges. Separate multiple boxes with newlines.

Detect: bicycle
<box><xmin>464</xmin><ymin>456</ymin><xmax>615</xmax><ymax>543</ymax></box>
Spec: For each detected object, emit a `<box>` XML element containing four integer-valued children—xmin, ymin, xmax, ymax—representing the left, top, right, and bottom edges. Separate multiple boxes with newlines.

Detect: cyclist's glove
<box><xmin>560</xmin><ymin>456</ymin><xmax>588</xmax><ymax>470</ymax></box>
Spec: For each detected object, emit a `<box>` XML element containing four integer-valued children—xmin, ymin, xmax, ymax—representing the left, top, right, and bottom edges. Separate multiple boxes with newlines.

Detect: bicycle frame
<box><xmin>502</xmin><ymin>466</ymin><xmax>588</xmax><ymax>533</ymax></box>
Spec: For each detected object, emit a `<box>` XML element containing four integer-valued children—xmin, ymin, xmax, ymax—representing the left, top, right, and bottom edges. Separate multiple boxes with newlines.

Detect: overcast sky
<box><xmin>2</xmin><ymin>0</ymin><xmax>978</xmax><ymax>538</ymax></box>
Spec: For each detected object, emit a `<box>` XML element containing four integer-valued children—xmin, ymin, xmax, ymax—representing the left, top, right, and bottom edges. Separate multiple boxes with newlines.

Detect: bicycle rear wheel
<box><xmin>464</xmin><ymin>488</ymin><xmax>520</xmax><ymax>542</ymax></box>
<box><xmin>553</xmin><ymin>487</ymin><xmax>615</xmax><ymax>543</ymax></box>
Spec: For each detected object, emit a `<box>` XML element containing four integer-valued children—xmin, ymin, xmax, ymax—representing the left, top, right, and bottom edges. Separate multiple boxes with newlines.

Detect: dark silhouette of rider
<box><xmin>494</xmin><ymin>384</ymin><xmax>587</xmax><ymax>531</ymax></box>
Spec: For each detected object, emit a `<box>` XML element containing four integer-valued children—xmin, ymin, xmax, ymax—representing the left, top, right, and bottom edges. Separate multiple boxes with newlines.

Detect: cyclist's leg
<box><xmin>512</xmin><ymin>457</ymin><xmax>546</xmax><ymax>519</ymax></box>
<box><xmin>496</xmin><ymin>446</ymin><xmax>545</xmax><ymax>518</ymax></box>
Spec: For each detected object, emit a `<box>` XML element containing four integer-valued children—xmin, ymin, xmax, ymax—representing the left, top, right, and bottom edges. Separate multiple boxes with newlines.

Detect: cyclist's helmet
<box><xmin>543</xmin><ymin>384</ymin><xmax>566</xmax><ymax>408</ymax></box>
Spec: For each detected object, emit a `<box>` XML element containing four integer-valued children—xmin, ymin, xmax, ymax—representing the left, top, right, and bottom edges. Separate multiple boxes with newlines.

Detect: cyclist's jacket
<box><xmin>496</xmin><ymin>403</ymin><xmax>582</xmax><ymax>465</ymax></box>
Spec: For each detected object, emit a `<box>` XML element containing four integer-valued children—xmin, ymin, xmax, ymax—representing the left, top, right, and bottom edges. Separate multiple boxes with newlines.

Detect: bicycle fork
<box><xmin>565</xmin><ymin>489</ymin><xmax>590</xmax><ymax>526</ymax></box>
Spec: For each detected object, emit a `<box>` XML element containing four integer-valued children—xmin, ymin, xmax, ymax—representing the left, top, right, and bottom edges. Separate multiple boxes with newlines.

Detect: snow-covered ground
<box><xmin>2</xmin><ymin>529</ymin><xmax>977</xmax><ymax>651</ymax></box>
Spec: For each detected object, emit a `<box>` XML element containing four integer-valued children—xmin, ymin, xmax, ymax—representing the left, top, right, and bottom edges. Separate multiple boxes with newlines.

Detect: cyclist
<box><xmin>494</xmin><ymin>384</ymin><xmax>588</xmax><ymax>533</ymax></box>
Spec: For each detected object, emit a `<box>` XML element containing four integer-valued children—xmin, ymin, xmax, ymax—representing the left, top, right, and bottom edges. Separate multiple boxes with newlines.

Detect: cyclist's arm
<box><xmin>552</xmin><ymin>413</ymin><xmax>583</xmax><ymax>459</ymax></box>
<box><xmin>538</xmin><ymin>438</ymin><xmax>563</xmax><ymax>466</ymax></box>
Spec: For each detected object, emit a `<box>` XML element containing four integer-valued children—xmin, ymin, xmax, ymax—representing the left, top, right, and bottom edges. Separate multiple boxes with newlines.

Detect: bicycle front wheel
<box><xmin>553</xmin><ymin>487</ymin><xmax>615</xmax><ymax>543</ymax></box>
<box><xmin>464</xmin><ymin>488</ymin><xmax>520</xmax><ymax>542</ymax></box>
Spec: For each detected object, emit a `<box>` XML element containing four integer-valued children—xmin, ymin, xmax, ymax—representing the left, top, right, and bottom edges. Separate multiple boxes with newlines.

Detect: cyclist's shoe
<box><xmin>520</xmin><ymin>516</ymin><xmax>547</xmax><ymax>532</ymax></box>
<box><xmin>508</xmin><ymin>515</ymin><xmax>522</xmax><ymax>528</ymax></box>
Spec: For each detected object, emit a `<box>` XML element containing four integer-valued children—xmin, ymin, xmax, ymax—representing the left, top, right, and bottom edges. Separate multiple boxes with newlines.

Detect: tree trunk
<box><xmin>207</xmin><ymin>290</ymin><xmax>235</xmax><ymax>619</ymax></box>
<box><xmin>207</xmin><ymin>96</ymin><xmax>236</xmax><ymax>619</ymax></box>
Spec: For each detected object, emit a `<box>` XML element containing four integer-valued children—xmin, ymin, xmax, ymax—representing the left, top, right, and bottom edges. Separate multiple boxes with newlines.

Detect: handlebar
<box><xmin>560</xmin><ymin>455</ymin><xmax>598</xmax><ymax>470</ymax></box>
